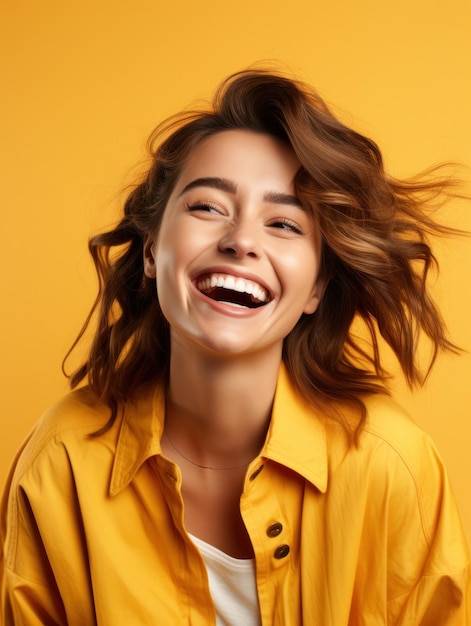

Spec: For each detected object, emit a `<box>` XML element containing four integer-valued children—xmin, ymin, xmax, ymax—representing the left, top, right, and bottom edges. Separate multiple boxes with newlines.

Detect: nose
<box><xmin>218</xmin><ymin>219</ymin><xmax>260</xmax><ymax>259</ymax></box>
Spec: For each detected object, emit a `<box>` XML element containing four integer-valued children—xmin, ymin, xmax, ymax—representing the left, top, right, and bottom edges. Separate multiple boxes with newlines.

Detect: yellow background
<box><xmin>1</xmin><ymin>0</ymin><xmax>470</xmax><ymax>548</ymax></box>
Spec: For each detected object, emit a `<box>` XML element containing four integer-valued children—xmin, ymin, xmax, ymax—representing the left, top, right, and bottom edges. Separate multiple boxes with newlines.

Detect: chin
<box><xmin>198</xmin><ymin>337</ymin><xmax>252</xmax><ymax>357</ymax></box>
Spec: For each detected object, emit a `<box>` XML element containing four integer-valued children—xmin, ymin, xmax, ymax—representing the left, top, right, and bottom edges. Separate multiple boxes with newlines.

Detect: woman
<box><xmin>1</xmin><ymin>69</ymin><xmax>469</xmax><ymax>624</ymax></box>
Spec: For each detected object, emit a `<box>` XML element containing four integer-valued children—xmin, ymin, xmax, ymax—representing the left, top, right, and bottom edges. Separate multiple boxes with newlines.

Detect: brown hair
<box><xmin>64</xmin><ymin>69</ymin><xmax>461</xmax><ymax>436</ymax></box>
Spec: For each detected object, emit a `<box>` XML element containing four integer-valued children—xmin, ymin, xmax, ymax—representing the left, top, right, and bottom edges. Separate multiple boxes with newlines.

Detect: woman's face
<box><xmin>144</xmin><ymin>129</ymin><xmax>323</xmax><ymax>359</ymax></box>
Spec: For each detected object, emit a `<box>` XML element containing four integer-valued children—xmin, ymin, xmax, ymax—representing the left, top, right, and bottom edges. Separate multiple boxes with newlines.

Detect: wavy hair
<box><xmin>64</xmin><ymin>69</ymin><xmax>462</xmax><ymax>436</ymax></box>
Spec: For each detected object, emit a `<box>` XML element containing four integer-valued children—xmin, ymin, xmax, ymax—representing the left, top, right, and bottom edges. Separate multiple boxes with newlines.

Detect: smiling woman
<box><xmin>1</xmin><ymin>70</ymin><xmax>469</xmax><ymax>625</ymax></box>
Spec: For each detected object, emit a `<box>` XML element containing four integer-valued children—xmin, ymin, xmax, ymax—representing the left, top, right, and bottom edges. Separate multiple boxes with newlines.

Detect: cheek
<box><xmin>155</xmin><ymin>225</ymin><xmax>185</xmax><ymax>273</ymax></box>
<box><xmin>157</xmin><ymin>215</ymin><xmax>204</xmax><ymax>261</ymax></box>
<box><xmin>154</xmin><ymin>227</ymin><xmax>196</xmax><ymax>303</ymax></box>
<box><xmin>283</xmin><ymin>247</ymin><xmax>321</xmax><ymax>289</ymax></box>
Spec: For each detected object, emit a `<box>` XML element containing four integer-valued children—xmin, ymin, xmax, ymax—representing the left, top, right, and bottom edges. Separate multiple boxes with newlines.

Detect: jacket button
<box><xmin>249</xmin><ymin>465</ymin><xmax>264</xmax><ymax>481</ymax></box>
<box><xmin>274</xmin><ymin>544</ymin><xmax>290</xmax><ymax>559</ymax></box>
<box><xmin>266</xmin><ymin>522</ymin><xmax>283</xmax><ymax>537</ymax></box>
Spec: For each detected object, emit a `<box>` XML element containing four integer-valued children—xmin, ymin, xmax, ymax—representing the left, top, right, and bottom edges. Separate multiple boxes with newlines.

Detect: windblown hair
<box><xmin>65</xmin><ymin>69</ymin><xmax>461</xmax><ymax>436</ymax></box>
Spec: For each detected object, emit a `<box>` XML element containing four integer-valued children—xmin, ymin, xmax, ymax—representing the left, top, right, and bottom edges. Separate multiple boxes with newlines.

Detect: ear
<box><xmin>143</xmin><ymin>234</ymin><xmax>157</xmax><ymax>279</ymax></box>
<box><xmin>303</xmin><ymin>277</ymin><xmax>326</xmax><ymax>315</ymax></box>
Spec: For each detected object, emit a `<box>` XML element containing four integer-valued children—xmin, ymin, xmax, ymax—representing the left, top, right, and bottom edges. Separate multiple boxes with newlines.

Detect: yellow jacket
<box><xmin>1</xmin><ymin>365</ymin><xmax>470</xmax><ymax>624</ymax></box>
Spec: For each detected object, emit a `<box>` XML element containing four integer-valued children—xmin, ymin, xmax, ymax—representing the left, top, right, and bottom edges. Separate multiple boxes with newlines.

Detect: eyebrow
<box><xmin>178</xmin><ymin>177</ymin><xmax>237</xmax><ymax>197</ymax></box>
<box><xmin>178</xmin><ymin>176</ymin><xmax>303</xmax><ymax>208</ymax></box>
<box><xmin>263</xmin><ymin>190</ymin><xmax>303</xmax><ymax>208</ymax></box>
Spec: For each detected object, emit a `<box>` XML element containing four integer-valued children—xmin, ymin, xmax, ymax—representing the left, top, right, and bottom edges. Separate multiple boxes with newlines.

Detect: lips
<box><xmin>195</xmin><ymin>273</ymin><xmax>271</xmax><ymax>308</ymax></box>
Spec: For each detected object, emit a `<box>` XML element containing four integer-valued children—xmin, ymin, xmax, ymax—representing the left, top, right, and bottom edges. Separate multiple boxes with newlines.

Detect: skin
<box><xmin>143</xmin><ymin>130</ymin><xmax>323</xmax><ymax>557</ymax></box>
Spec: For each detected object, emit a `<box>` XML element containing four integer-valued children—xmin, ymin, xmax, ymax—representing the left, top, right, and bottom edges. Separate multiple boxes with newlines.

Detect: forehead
<box><xmin>173</xmin><ymin>129</ymin><xmax>301</xmax><ymax>194</ymax></box>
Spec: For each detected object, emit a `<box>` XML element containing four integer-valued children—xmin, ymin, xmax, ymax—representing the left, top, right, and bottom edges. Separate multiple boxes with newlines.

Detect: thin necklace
<box><xmin>164</xmin><ymin>430</ymin><xmax>254</xmax><ymax>471</ymax></box>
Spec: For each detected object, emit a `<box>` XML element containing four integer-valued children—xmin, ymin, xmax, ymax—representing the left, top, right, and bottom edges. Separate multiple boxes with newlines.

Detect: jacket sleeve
<box><xmin>1</xmin><ymin>439</ymin><xmax>68</xmax><ymax>626</ymax></box>
<box><xmin>2</xmin><ymin>569</ymin><xmax>66</xmax><ymax>626</ymax></box>
<box><xmin>389</xmin><ymin>545</ymin><xmax>470</xmax><ymax>625</ymax></box>
<box><xmin>386</xmin><ymin>435</ymin><xmax>470</xmax><ymax>625</ymax></box>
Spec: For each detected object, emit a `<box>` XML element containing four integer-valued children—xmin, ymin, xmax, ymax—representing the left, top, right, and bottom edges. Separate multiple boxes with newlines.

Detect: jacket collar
<box><xmin>263</xmin><ymin>363</ymin><xmax>328</xmax><ymax>492</ymax></box>
<box><xmin>110</xmin><ymin>363</ymin><xmax>328</xmax><ymax>497</ymax></box>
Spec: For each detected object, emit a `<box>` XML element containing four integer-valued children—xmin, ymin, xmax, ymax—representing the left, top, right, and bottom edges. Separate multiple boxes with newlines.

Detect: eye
<box><xmin>187</xmin><ymin>201</ymin><xmax>223</xmax><ymax>215</ymax></box>
<box><xmin>269</xmin><ymin>218</ymin><xmax>304</xmax><ymax>235</ymax></box>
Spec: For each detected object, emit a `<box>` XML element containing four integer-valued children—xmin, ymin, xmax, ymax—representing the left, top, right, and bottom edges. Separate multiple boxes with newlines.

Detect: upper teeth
<box><xmin>197</xmin><ymin>274</ymin><xmax>269</xmax><ymax>302</ymax></box>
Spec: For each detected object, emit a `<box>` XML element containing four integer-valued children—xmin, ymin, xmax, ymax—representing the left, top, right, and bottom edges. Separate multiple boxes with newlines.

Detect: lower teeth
<box><xmin>220</xmin><ymin>301</ymin><xmax>248</xmax><ymax>308</ymax></box>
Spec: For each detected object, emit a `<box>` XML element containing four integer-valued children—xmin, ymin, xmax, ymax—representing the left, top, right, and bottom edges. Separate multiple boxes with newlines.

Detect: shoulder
<box><xmin>40</xmin><ymin>385</ymin><xmax>109</xmax><ymax>428</ymax></box>
<box><xmin>2</xmin><ymin>389</ymin><xmax>121</xmax><ymax>549</ymax></box>
<box><xmin>354</xmin><ymin>394</ymin><xmax>459</xmax><ymax>543</ymax></box>
<box><xmin>9</xmin><ymin>387</ymin><xmax>116</xmax><ymax>484</ymax></box>
<box><xmin>0</xmin><ymin>389</ymin><xmax>120</xmax><ymax>576</ymax></box>
<box><xmin>325</xmin><ymin>393</ymin><xmax>439</xmax><ymax>473</ymax></box>
<box><xmin>360</xmin><ymin>393</ymin><xmax>442</xmax><ymax>475</ymax></box>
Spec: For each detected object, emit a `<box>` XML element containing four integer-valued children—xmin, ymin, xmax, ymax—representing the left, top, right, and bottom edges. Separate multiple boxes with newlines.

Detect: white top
<box><xmin>189</xmin><ymin>534</ymin><xmax>261</xmax><ymax>626</ymax></box>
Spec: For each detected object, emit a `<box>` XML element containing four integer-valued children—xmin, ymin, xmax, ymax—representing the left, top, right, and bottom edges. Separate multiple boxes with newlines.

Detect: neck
<box><xmin>165</xmin><ymin>342</ymin><xmax>282</xmax><ymax>468</ymax></box>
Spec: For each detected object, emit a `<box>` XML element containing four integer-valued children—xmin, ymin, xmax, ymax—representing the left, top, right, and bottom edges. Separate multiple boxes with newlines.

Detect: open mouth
<box><xmin>196</xmin><ymin>273</ymin><xmax>271</xmax><ymax>309</ymax></box>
